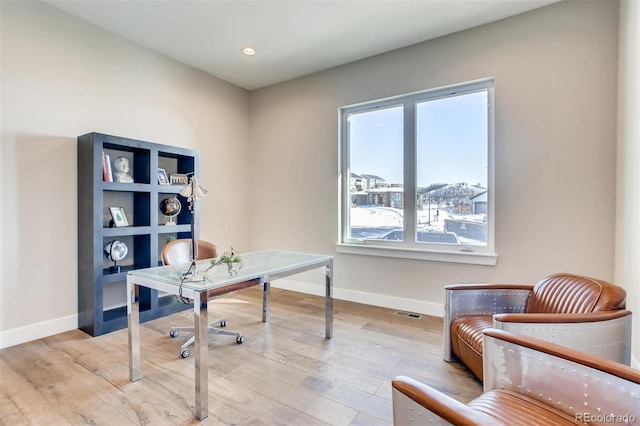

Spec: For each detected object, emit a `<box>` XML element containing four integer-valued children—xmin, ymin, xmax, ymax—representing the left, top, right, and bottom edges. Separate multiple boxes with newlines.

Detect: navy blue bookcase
<box><xmin>77</xmin><ymin>132</ymin><xmax>199</xmax><ymax>336</ymax></box>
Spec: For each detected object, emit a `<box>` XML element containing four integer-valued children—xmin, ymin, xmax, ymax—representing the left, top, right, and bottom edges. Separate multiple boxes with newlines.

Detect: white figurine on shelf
<box><xmin>113</xmin><ymin>156</ymin><xmax>134</xmax><ymax>183</ymax></box>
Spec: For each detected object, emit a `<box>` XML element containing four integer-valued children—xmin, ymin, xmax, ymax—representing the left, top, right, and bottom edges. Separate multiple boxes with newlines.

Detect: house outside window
<box><xmin>338</xmin><ymin>79</ymin><xmax>496</xmax><ymax>265</ymax></box>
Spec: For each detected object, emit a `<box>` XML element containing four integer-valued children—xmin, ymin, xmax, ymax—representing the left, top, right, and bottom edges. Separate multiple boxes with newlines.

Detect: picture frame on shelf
<box><xmin>109</xmin><ymin>207</ymin><xmax>129</xmax><ymax>227</ymax></box>
<box><xmin>157</xmin><ymin>168</ymin><xmax>170</xmax><ymax>185</ymax></box>
<box><xmin>170</xmin><ymin>173</ymin><xmax>188</xmax><ymax>185</ymax></box>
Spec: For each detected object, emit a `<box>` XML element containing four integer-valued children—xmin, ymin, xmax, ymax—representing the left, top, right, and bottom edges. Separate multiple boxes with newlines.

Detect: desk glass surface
<box><xmin>127</xmin><ymin>250</ymin><xmax>332</xmax><ymax>290</ymax></box>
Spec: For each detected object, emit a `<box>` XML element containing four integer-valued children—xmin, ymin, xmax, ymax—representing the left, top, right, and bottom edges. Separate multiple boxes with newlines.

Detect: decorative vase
<box><xmin>209</xmin><ymin>247</ymin><xmax>243</xmax><ymax>277</ymax></box>
<box><xmin>226</xmin><ymin>261</ymin><xmax>242</xmax><ymax>277</ymax></box>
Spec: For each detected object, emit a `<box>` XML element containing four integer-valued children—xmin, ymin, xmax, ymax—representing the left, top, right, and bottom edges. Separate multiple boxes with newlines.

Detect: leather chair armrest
<box><xmin>392</xmin><ymin>376</ymin><xmax>501</xmax><ymax>426</ymax></box>
<box><xmin>444</xmin><ymin>283</ymin><xmax>534</xmax><ymax>291</ymax></box>
<box><xmin>491</xmin><ymin>310</ymin><xmax>632</xmax><ymax>366</ymax></box>
<box><xmin>484</xmin><ymin>329</ymin><xmax>640</xmax><ymax>384</ymax></box>
<box><xmin>482</xmin><ymin>329</ymin><xmax>640</xmax><ymax>420</ymax></box>
<box><xmin>444</xmin><ymin>285</ymin><xmax>532</xmax><ymax>361</ymax></box>
<box><xmin>493</xmin><ymin>309</ymin><xmax>632</xmax><ymax>323</ymax></box>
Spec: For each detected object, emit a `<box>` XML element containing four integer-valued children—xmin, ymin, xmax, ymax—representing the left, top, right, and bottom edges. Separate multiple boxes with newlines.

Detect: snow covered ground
<box><xmin>350</xmin><ymin>206</ymin><xmax>482</xmax><ymax>230</ymax></box>
<box><xmin>350</xmin><ymin>206</ymin><xmax>486</xmax><ymax>244</ymax></box>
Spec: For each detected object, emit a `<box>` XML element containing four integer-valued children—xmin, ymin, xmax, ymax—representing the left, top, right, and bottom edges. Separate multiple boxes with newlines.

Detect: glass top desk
<box><xmin>127</xmin><ymin>250</ymin><xmax>333</xmax><ymax>421</ymax></box>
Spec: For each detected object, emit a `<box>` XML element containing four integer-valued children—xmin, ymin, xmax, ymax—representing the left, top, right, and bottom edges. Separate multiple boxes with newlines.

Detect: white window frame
<box><xmin>337</xmin><ymin>78</ymin><xmax>497</xmax><ymax>266</ymax></box>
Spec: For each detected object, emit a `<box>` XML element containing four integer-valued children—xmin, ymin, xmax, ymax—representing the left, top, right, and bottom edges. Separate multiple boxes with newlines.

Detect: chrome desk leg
<box><xmin>194</xmin><ymin>291</ymin><xmax>208</xmax><ymax>421</ymax></box>
<box><xmin>127</xmin><ymin>280</ymin><xmax>140</xmax><ymax>382</ymax></box>
<box><xmin>262</xmin><ymin>280</ymin><xmax>270</xmax><ymax>323</ymax></box>
<box><xmin>325</xmin><ymin>259</ymin><xmax>333</xmax><ymax>339</ymax></box>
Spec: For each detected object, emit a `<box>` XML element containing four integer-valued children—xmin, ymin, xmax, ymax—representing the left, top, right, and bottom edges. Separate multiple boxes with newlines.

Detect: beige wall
<box><xmin>616</xmin><ymin>0</ymin><xmax>640</xmax><ymax>367</ymax></box>
<box><xmin>249</xmin><ymin>1</ymin><xmax>620</xmax><ymax>312</ymax></box>
<box><xmin>0</xmin><ymin>1</ymin><xmax>251</xmax><ymax>346</ymax></box>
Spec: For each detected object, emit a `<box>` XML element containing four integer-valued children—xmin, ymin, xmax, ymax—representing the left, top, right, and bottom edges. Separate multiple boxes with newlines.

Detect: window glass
<box><xmin>416</xmin><ymin>91</ymin><xmax>488</xmax><ymax>246</ymax></box>
<box><xmin>340</xmin><ymin>79</ymin><xmax>494</xmax><ymax>256</ymax></box>
<box><xmin>347</xmin><ymin>106</ymin><xmax>404</xmax><ymax>240</ymax></box>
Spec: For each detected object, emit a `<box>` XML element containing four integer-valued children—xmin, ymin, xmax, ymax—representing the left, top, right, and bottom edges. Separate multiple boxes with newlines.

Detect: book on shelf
<box><xmin>105</xmin><ymin>154</ymin><xmax>113</xmax><ymax>182</ymax></box>
<box><xmin>102</xmin><ymin>151</ymin><xmax>114</xmax><ymax>181</ymax></box>
<box><xmin>102</xmin><ymin>151</ymin><xmax>108</xmax><ymax>181</ymax></box>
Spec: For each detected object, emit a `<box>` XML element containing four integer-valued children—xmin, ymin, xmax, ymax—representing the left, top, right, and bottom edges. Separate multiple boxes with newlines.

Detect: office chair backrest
<box><xmin>161</xmin><ymin>239</ymin><xmax>218</xmax><ymax>265</ymax></box>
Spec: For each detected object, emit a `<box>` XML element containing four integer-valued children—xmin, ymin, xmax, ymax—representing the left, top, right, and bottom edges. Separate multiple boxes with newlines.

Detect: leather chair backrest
<box><xmin>526</xmin><ymin>273</ymin><xmax>626</xmax><ymax>314</ymax></box>
<box><xmin>161</xmin><ymin>239</ymin><xmax>218</xmax><ymax>265</ymax></box>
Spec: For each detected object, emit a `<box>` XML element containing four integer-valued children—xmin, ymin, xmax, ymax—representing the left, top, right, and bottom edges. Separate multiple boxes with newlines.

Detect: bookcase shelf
<box><xmin>78</xmin><ymin>132</ymin><xmax>199</xmax><ymax>336</ymax></box>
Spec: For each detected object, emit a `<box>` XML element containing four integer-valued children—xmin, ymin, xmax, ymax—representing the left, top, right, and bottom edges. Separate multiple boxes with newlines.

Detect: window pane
<box><xmin>416</xmin><ymin>91</ymin><xmax>488</xmax><ymax>246</ymax></box>
<box><xmin>347</xmin><ymin>106</ymin><xmax>404</xmax><ymax>240</ymax></box>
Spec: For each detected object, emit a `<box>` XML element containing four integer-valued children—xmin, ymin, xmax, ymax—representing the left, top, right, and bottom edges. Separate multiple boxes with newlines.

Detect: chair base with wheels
<box><xmin>169</xmin><ymin>317</ymin><xmax>245</xmax><ymax>358</ymax></box>
<box><xmin>161</xmin><ymin>238</ymin><xmax>249</xmax><ymax>358</ymax></box>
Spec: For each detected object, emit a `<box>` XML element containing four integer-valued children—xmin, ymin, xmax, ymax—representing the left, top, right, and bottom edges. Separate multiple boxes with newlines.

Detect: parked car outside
<box><xmin>375</xmin><ymin>228</ymin><xmax>460</xmax><ymax>244</ymax></box>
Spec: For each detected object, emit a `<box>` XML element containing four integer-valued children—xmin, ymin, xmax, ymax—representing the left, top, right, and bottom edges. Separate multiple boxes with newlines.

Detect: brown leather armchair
<box><xmin>444</xmin><ymin>273</ymin><xmax>632</xmax><ymax>380</ymax></box>
<box><xmin>393</xmin><ymin>329</ymin><xmax>640</xmax><ymax>425</ymax></box>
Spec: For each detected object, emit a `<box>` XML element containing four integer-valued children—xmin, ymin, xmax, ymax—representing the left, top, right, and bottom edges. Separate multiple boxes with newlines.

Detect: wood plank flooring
<box><xmin>0</xmin><ymin>287</ymin><xmax>482</xmax><ymax>425</ymax></box>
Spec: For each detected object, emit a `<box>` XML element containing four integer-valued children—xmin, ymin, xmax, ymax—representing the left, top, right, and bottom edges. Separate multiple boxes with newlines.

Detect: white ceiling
<box><xmin>45</xmin><ymin>0</ymin><xmax>560</xmax><ymax>91</ymax></box>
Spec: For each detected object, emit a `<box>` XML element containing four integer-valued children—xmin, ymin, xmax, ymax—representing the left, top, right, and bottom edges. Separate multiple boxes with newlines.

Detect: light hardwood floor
<box><xmin>0</xmin><ymin>287</ymin><xmax>482</xmax><ymax>425</ymax></box>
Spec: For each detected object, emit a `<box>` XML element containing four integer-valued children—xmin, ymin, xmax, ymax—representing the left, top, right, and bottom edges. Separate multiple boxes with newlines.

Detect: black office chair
<box><xmin>161</xmin><ymin>239</ymin><xmax>244</xmax><ymax>358</ymax></box>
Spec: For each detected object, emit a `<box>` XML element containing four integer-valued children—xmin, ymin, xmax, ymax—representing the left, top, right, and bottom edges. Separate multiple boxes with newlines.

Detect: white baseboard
<box><xmin>0</xmin><ymin>314</ymin><xmax>78</xmax><ymax>350</ymax></box>
<box><xmin>270</xmin><ymin>278</ymin><xmax>444</xmax><ymax>318</ymax></box>
<box><xmin>0</xmin><ymin>282</ymin><xmax>442</xmax><ymax>349</ymax></box>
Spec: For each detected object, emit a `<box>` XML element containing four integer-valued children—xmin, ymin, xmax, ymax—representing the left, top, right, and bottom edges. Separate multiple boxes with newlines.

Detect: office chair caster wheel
<box><xmin>220</xmin><ymin>320</ymin><xmax>227</xmax><ymax>327</ymax></box>
<box><xmin>180</xmin><ymin>349</ymin><xmax>190</xmax><ymax>358</ymax></box>
<box><xmin>236</xmin><ymin>335</ymin><xmax>245</xmax><ymax>344</ymax></box>
<box><xmin>169</xmin><ymin>329</ymin><xmax>179</xmax><ymax>338</ymax></box>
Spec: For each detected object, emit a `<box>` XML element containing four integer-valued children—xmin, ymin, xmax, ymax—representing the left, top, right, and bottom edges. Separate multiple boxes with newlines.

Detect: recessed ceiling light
<box><xmin>242</xmin><ymin>47</ymin><xmax>256</xmax><ymax>56</ymax></box>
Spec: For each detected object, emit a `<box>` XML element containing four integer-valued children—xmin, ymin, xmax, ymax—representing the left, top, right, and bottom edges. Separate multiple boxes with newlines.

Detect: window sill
<box><xmin>335</xmin><ymin>243</ymin><xmax>498</xmax><ymax>266</ymax></box>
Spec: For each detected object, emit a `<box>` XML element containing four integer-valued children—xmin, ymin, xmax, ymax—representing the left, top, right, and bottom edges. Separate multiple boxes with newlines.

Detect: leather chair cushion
<box><xmin>205</xmin><ymin>279</ymin><xmax>259</xmax><ymax>298</ymax></box>
<box><xmin>450</xmin><ymin>316</ymin><xmax>493</xmax><ymax>380</ymax></box>
<box><xmin>468</xmin><ymin>389</ymin><xmax>579</xmax><ymax>425</ymax></box>
<box><xmin>526</xmin><ymin>273</ymin><xmax>626</xmax><ymax>313</ymax></box>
